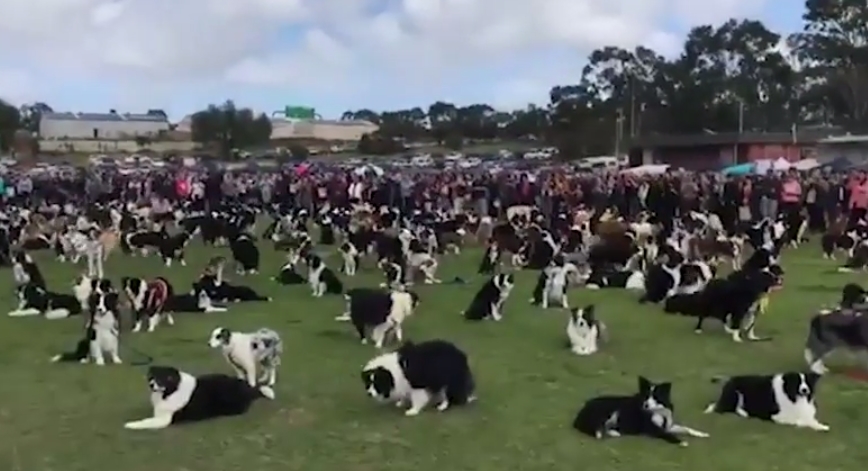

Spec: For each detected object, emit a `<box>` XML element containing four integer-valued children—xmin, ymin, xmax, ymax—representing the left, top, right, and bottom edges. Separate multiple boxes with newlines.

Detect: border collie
<box><xmin>537</xmin><ymin>262</ymin><xmax>578</xmax><ymax>309</ymax></box>
<box><xmin>123</xmin><ymin>229</ymin><xmax>165</xmax><ymax>256</ymax></box>
<box><xmin>73</xmin><ymin>274</ymin><xmax>114</xmax><ymax>312</ymax></box>
<box><xmin>122</xmin><ymin>277</ymin><xmax>174</xmax><ymax>332</ymax></box>
<box><xmin>572</xmin><ymin>376</ymin><xmax>708</xmax><ymax>445</ymax></box>
<box><xmin>9</xmin><ymin>283</ymin><xmax>82</xmax><ymax>319</ymax></box>
<box><xmin>209</xmin><ymin>327</ymin><xmax>283</xmax><ymax>388</ymax></box>
<box><xmin>478</xmin><ymin>243</ymin><xmax>500</xmax><ymax>274</ymax></box>
<box><xmin>341</xmin><ymin>288</ymin><xmax>420</xmax><ymax>347</ymax></box>
<box><xmin>166</xmin><ymin>289</ymin><xmax>227</xmax><ymax>313</ymax></box>
<box><xmin>567</xmin><ymin>305</ymin><xmax>606</xmax><ymax>355</ymax></box>
<box><xmin>230</xmin><ymin>233</ymin><xmax>260</xmax><ymax>274</ymax></box>
<box><xmin>123</xmin><ymin>365</ymin><xmax>274</xmax><ymax>430</ymax></box>
<box><xmin>694</xmin><ymin>266</ymin><xmax>781</xmax><ymax>342</ymax></box>
<box><xmin>463</xmin><ymin>273</ymin><xmax>514</xmax><ymax>321</ymax></box>
<box><xmin>339</xmin><ymin>241</ymin><xmax>360</xmax><ymax>276</ymax></box>
<box><xmin>197</xmin><ymin>274</ymin><xmax>271</xmax><ymax>302</ymax></box>
<box><xmin>51</xmin><ymin>292</ymin><xmax>122</xmax><ymax>365</ymax></box>
<box><xmin>704</xmin><ymin>372</ymin><xmax>828</xmax><ymax>431</ymax></box>
<box><xmin>274</xmin><ymin>256</ymin><xmax>306</xmax><ymax>285</ymax></box>
<box><xmin>379</xmin><ymin>257</ymin><xmax>404</xmax><ymax>288</ymax></box>
<box><xmin>362</xmin><ymin>339</ymin><xmax>476</xmax><ymax>416</ymax></box>
<box><xmin>804</xmin><ymin>305</ymin><xmax>868</xmax><ymax>374</ymax></box>
<box><xmin>306</xmin><ymin>253</ymin><xmax>343</xmax><ymax>297</ymax></box>
<box><xmin>13</xmin><ymin>252</ymin><xmax>45</xmax><ymax>289</ymax></box>
<box><xmin>160</xmin><ymin>232</ymin><xmax>191</xmax><ymax>267</ymax></box>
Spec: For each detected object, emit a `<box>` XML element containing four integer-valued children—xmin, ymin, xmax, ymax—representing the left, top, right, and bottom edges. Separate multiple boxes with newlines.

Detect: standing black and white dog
<box><xmin>361</xmin><ymin>339</ymin><xmax>476</xmax><ymax>416</ymax></box>
<box><xmin>208</xmin><ymin>327</ymin><xmax>283</xmax><ymax>388</ymax></box>
<box><xmin>803</xmin><ymin>306</ymin><xmax>868</xmax><ymax>374</ymax></box>
<box><xmin>339</xmin><ymin>288</ymin><xmax>420</xmax><ymax>347</ymax></box>
<box><xmin>704</xmin><ymin>372</ymin><xmax>828</xmax><ymax>431</ymax></box>
<box><xmin>572</xmin><ymin>376</ymin><xmax>708</xmax><ymax>445</ymax></box>
<box><xmin>566</xmin><ymin>305</ymin><xmax>607</xmax><ymax>355</ymax></box>
<box><xmin>122</xmin><ymin>277</ymin><xmax>174</xmax><ymax>332</ymax></box>
<box><xmin>230</xmin><ymin>232</ymin><xmax>260</xmax><ymax>274</ymax></box>
<box><xmin>532</xmin><ymin>261</ymin><xmax>579</xmax><ymax>309</ymax></box>
<box><xmin>463</xmin><ymin>273</ymin><xmax>514</xmax><ymax>321</ymax></box>
<box><xmin>123</xmin><ymin>365</ymin><xmax>274</xmax><ymax>430</ymax></box>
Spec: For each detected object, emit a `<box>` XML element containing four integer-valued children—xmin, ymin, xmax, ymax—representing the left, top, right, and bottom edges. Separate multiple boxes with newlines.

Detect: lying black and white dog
<box><xmin>273</xmin><ymin>256</ymin><xmax>306</xmax><ymax>285</ymax></box>
<box><xmin>123</xmin><ymin>365</ymin><xmax>274</xmax><ymax>430</ymax></box>
<box><xmin>361</xmin><ymin>339</ymin><xmax>476</xmax><ymax>416</ymax></box>
<box><xmin>9</xmin><ymin>283</ymin><xmax>82</xmax><ymax>319</ymax></box>
<box><xmin>208</xmin><ymin>327</ymin><xmax>283</xmax><ymax>388</ymax></box>
<box><xmin>572</xmin><ymin>376</ymin><xmax>708</xmax><ymax>445</ymax></box>
<box><xmin>197</xmin><ymin>274</ymin><xmax>271</xmax><ymax>303</ymax></box>
<box><xmin>704</xmin><ymin>372</ymin><xmax>828</xmax><ymax>431</ymax></box>
<box><xmin>51</xmin><ymin>292</ymin><xmax>122</xmax><ymax>365</ymax></box>
<box><xmin>463</xmin><ymin>273</ymin><xmax>514</xmax><ymax>321</ymax></box>
<box><xmin>339</xmin><ymin>288</ymin><xmax>419</xmax><ymax>347</ymax></box>
<box><xmin>566</xmin><ymin>305</ymin><xmax>607</xmax><ymax>355</ymax></box>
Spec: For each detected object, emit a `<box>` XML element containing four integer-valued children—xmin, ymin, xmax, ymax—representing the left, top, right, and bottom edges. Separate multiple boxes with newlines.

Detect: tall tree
<box><xmin>190</xmin><ymin>100</ymin><xmax>272</xmax><ymax>156</ymax></box>
<box><xmin>0</xmin><ymin>99</ymin><xmax>21</xmax><ymax>152</ymax></box>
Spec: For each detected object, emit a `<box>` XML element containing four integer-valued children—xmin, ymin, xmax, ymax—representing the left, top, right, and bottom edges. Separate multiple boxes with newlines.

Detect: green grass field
<box><xmin>1</xmin><ymin>243</ymin><xmax>866</xmax><ymax>471</ymax></box>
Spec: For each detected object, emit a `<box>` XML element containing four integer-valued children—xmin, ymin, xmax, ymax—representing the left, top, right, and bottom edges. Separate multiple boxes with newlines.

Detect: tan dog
<box><xmin>99</xmin><ymin>229</ymin><xmax>120</xmax><ymax>261</ymax></box>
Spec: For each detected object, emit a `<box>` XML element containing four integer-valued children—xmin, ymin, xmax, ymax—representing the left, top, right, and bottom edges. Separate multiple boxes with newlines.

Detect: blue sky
<box><xmin>0</xmin><ymin>0</ymin><xmax>805</xmax><ymax>121</ymax></box>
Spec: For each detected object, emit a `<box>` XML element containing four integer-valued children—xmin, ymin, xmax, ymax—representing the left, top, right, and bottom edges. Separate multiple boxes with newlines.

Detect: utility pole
<box><xmin>629</xmin><ymin>75</ymin><xmax>636</xmax><ymax>137</ymax></box>
<box><xmin>732</xmin><ymin>100</ymin><xmax>744</xmax><ymax>165</ymax></box>
<box><xmin>615</xmin><ymin>108</ymin><xmax>624</xmax><ymax>157</ymax></box>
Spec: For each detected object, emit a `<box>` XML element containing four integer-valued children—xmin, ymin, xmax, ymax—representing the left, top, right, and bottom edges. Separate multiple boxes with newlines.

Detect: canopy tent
<box><xmin>721</xmin><ymin>163</ymin><xmax>755</xmax><ymax>175</ymax></box>
<box><xmin>620</xmin><ymin>164</ymin><xmax>669</xmax><ymax>175</ymax></box>
<box><xmin>754</xmin><ymin>157</ymin><xmax>792</xmax><ymax>174</ymax></box>
<box><xmin>793</xmin><ymin>158</ymin><xmax>821</xmax><ymax>171</ymax></box>
<box><xmin>823</xmin><ymin>156</ymin><xmax>854</xmax><ymax>171</ymax></box>
<box><xmin>353</xmin><ymin>164</ymin><xmax>384</xmax><ymax>176</ymax></box>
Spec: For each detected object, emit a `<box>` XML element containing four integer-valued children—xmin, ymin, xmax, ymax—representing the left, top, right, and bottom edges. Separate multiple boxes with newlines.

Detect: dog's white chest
<box><xmin>773</xmin><ymin>397</ymin><xmax>817</xmax><ymax>425</ymax></box>
<box><xmin>568</xmin><ymin>326</ymin><xmax>598</xmax><ymax>355</ymax></box>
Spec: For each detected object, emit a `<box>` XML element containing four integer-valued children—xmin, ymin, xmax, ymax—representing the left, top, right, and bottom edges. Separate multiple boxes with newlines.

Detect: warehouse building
<box><xmin>40</xmin><ymin>111</ymin><xmax>170</xmax><ymax>140</ymax></box>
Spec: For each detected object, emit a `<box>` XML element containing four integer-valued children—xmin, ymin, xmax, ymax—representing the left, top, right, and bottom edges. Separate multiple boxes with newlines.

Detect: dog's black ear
<box><xmin>583</xmin><ymin>305</ymin><xmax>596</xmax><ymax>322</ymax></box>
<box><xmin>656</xmin><ymin>382</ymin><xmax>672</xmax><ymax>399</ymax></box>
<box><xmin>638</xmin><ymin>376</ymin><xmax>651</xmax><ymax>392</ymax></box>
<box><xmin>805</xmin><ymin>372</ymin><xmax>821</xmax><ymax>389</ymax></box>
<box><xmin>569</xmin><ymin>307</ymin><xmax>579</xmax><ymax>323</ymax></box>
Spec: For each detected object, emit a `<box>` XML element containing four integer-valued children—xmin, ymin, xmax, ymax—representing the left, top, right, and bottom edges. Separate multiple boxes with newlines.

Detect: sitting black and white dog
<box><xmin>361</xmin><ymin>339</ymin><xmax>476</xmax><ymax>416</ymax></box>
<box><xmin>230</xmin><ymin>232</ymin><xmax>260</xmax><ymax>274</ymax></box>
<box><xmin>478</xmin><ymin>243</ymin><xmax>500</xmax><ymax>274</ymax></box>
<box><xmin>208</xmin><ymin>327</ymin><xmax>283</xmax><ymax>388</ymax></box>
<box><xmin>12</xmin><ymin>251</ymin><xmax>45</xmax><ymax>289</ymax></box>
<box><xmin>9</xmin><ymin>282</ymin><xmax>82</xmax><ymax>319</ymax></box>
<box><xmin>531</xmin><ymin>261</ymin><xmax>579</xmax><ymax>309</ymax></box>
<box><xmin>704</xmin><ymin>372</ymin><xmax>828</xmax><ymax>431</ymax></box>
<box><xmin>572</xmin><ymin>376</ymin><xmax>708</xmax><ymax>445</ymax></box>
<box><xmin>339</xmin><ymin>241</ymin><xmax>360</xmax><ymax>276</ymax></box>
<box><xmin>123</xmin><ymin>365</ymin><xmax>274</xmax><ymax>430</ymax></box>
<box><xmin>305</xmin><ymin>253</ymin><xmax>343</xmax><ymax>297</ymax></box>
<box><xmin>566</xmin><ymin>305</ymin><xmax>607</xmax><ymax>355</ymax></box>
<box><xmin>51</xmin><ymin>291</ymin><xmax>122</xmax><ymax>365</ymax></box>
<box><xmin>463</xmin><ymin>273</ymin><xmax>514</xmax><ymax>321</ymax></box>
<box><xmin>339</xmin><ymin>288</ymin><xmax>419</xmax><ymax>348</ymax></box>
<box><xmin>379</xmin><ymin>257</ymin><xmax>404</xmax><ymax>288</ymax></box>
<box><xmin>273</xmin><ymin>256</ymin><xmax>306</xmax><ymax>285</ymax></box>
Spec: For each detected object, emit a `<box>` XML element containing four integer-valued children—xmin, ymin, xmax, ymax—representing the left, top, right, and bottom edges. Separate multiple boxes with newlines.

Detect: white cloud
<box><xmin>0</xmin><ymin>0</ymin><xmax>766</xmax><ymax>111</ymax></box>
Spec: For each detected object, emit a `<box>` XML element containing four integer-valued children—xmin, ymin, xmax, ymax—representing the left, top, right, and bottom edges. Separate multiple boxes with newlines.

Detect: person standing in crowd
<box><xmin>848</xmin><ymin>171</ymin><xmax>868</xmax><ymax>225</ymax></box>
<box><xmin>779</xmin><ymin>169</ymin><xmax>803</xmax><ymax>229</ymax></box>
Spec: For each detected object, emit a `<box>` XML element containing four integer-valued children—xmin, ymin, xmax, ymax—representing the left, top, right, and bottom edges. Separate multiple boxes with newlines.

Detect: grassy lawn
<box><xmin>1</xmin><ymin>242</ymin><xmax>865</xmax><ymax>471</ymax></box>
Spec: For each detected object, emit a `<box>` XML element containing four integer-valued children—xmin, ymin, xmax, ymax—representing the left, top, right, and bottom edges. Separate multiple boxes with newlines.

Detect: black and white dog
<box><xmin>230</xmin><ymin>232</ymin><xmax>260</xmax><ymax>274</ymax></box>
<box><xmin>305</xmin><ymin>253</ymin><xmax>343</xmax><ymax>297</ymax></box>
<box><xmin>160</xmin><ymin>231</ymin><xmax>191</xmax><ymax>267</ymax></box>
<box><xmin>339</xmin><ymin>288</ymin><xmax>420</xmax><ymax>348</ymax></box>
<box><xmin>123</xmin><ymin>365</ymin><xmax>274</xmax><ymax>430</ymax></box>
<box><xmin>566</xmin><ymin>305</ymin><xmax>607</xmax><ymax>355</ymax></box>
<box><xmin>122</xmin><ymin>277</ymin><xmax>174</xmax><ymax>332</ymax></box>
<box><xmin>704</xmin><ymin>372</ymin><xmax>828</xmax><ymax>431</ymax></box>
<box><xmin>361</xmin><ymin>339</ymin><xmax>476</xmax><ymax>416</ymax></box>
<box><xmin>463</xmin><ymin>273</ymin><xmax>514</xmax><ymax>321</ymax></box>
<box><xmin>208</xmin><ymin>327</ymin><xmax>283</xmax><ymax>388</ymax></box>
<box><xmin>572</xmin><ymin>376</ymin><xmax>708</xmax><ymax>445</ymax></box>
<box><xmin>532</xmin><ymin>261</ymin><xmax>579</xmax><ymax>309</ymax></box>
<box><xmin>9</xmin><ymin>283</ymin><xmax>82</xmax><ymax>319</ymax></box>
<box><xmin>339</xmin><ymin>241</ymin><xmax>360</xmax><ymax>276</ymax></box>
<box><xmin>273</xmin><ymin>256</ymin><xmax>306</xmax><ymax>285</ymax></box>
<box><xmin>51</xmin><ymin>291</ymin><xmax>122</xmax><ymax>365</ymax></box>
<box><xmin>803</xmin><ymin>303</ymin><xmax>868</xmax><ymax>374</ymax></box>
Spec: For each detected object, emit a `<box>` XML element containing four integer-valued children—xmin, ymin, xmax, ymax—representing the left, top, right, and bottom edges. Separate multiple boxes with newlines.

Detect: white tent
<box><xmin>772</xmin><ymin>157</ymin><xmax>791</xmax><ymax>171</ymax></box>
<box><xmin>353</xmin><ymin>164</ymin><xmax>384</xmax><ymax>176</ymax></box>
<box><xmin>620</xmin><ymin>164</ymin><xmax>670</xmax><ymax>175</ymax></box>
<box><xmin>793</xmin><ymin>158</ymin><xmax>820</xmax><ymax>170</ymax></box>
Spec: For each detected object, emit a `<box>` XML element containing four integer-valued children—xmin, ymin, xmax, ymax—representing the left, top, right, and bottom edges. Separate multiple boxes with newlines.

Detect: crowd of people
<box><xmin>1</xmin><ymin>162</ymin><xmax>867</xmax><ymax>233</ymax></box>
